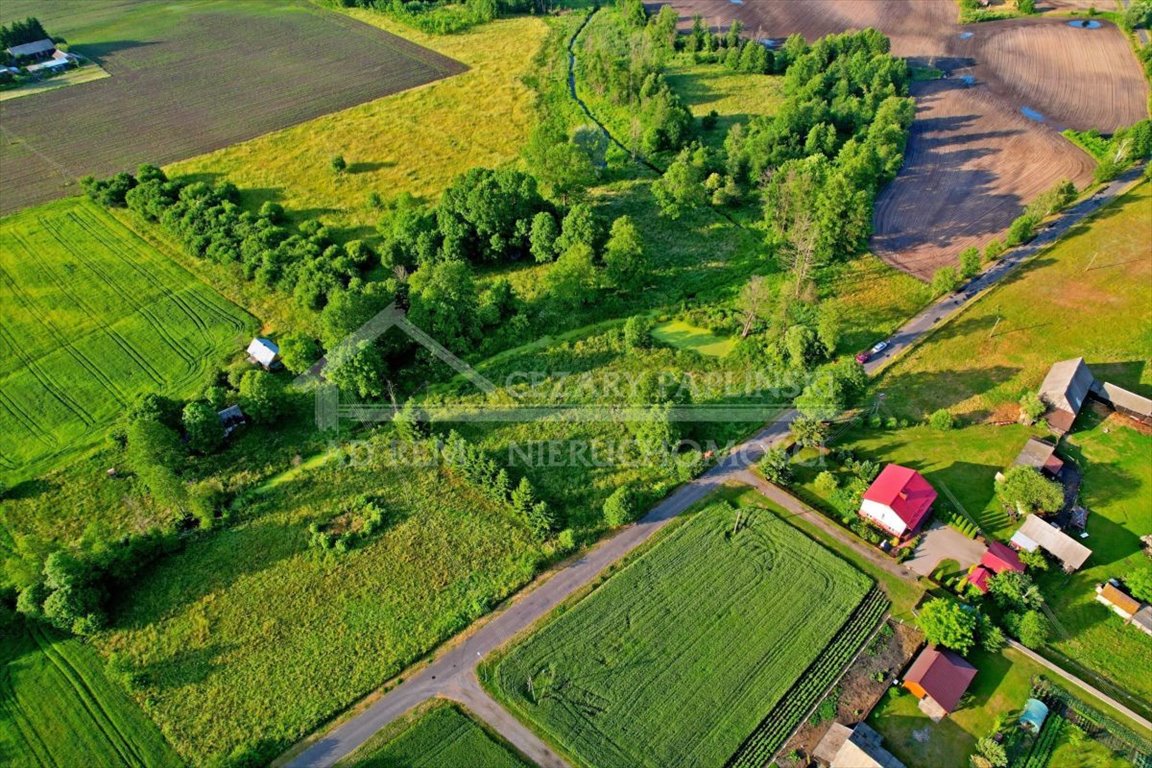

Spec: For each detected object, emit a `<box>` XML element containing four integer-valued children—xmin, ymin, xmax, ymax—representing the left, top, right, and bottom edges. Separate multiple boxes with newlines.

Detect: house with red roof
<box><xmin>859</xmin><ymin>464</ymin><xmax>937</xmax><ymax>539</ymax></box>
<box><xmin>903</xmin><ymin>646</ymin><xmax>978</xmax><ymax>721</ymax></box>
<box><xmin>968</xmin><ymin>541</ymin><xmax>1026</xmax><ymax>594</ymax></box>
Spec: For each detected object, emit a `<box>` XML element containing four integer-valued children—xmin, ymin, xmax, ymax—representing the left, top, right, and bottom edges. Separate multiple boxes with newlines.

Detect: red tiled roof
<box><xmin>862</xmin><ymin>464</ymin><xmax>937</xmax><ymax>531</ymax></box>
<box><xmin>982</xmin><ymin>541</ymin><xmax>1024</xmax><ymax>574</ymax></box>
<box><xmin>968</xmin><ymin>565</ymin><xmax>993</xmax><ymax>593</ymax></box>
<box><xmin>905</xmin><ymin>646</ymin><xmax>978</xmax><ymax>713</ymax></box>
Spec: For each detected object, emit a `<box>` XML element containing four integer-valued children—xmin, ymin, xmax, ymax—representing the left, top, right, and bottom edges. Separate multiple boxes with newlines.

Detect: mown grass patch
<box><xmin>0</xmin><ymin>622</ymin><xmax>181</xmax><ymax>768</ymax></box>
<box><xmin>1037</xmin><ymin>408</ymin><xmax>1152</xmax><ymax>718</ymax></box>
<box><xmin>872</xmin><ymin>182</ymin><xmax>1152</xmax><ymax>422</ymax></box>
<box><xmin>0</xmin><ymin>198</ymin><xmax>254</xmax><ymax>484</ymax></box>
<box><xmin>487</xmin><ymin>502</ymin><xmax>873</xmax><ymax>768</ymax></box>
<box><xmin>664</xmin><ymin>62</ymin><xmax>785</xmax><ymax>148</ymax></box>
<box><xmin>651</xmin><ymin>319</ymin><xmax>735</xmax><ymax>357</ymax></box>
<box><xmin>95</xmin><ymin>455</ymin><xmax>544</xmax><ymax>765</ymax></box>
<box><xmin>341</xmin><ymin>701</ymin><xmax>529</xmax><ymax>768</ymax></box>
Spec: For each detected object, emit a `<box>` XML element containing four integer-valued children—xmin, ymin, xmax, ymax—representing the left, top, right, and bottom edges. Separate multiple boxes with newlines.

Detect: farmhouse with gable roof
<box><xmin>859</xmin><ymin>464</ymin><xmax>937</xmax><ymax>539</ymax></box>
<box><xmin>903</xmin><ymin>646</ymin><xmax>978</xmax><ymax>720</ymax></box>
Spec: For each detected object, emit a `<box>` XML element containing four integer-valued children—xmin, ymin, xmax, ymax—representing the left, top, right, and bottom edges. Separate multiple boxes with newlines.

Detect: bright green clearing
<box><xmin>488</xmin><ymin>502</ymin><xmax>872</xmax><ymax>768</ymax></box>
<box><xmin>1038</xmin><ymin>408</ymin><xmax>1152</xmax><ymax>718</ymax></box>
<box><xmin>665</xmin><ymin>62</ymin><xmax>785</xmax><ymax>148</ymax></box>
<box><xmin>874</xmin><ymin>182</ymin><xmax>1152</xmax><ymax>423</ymax></box>
<box><xmin>0</xmin><ymin>622</ymin><xmax>181</xmax><ymax>768</ymax></box>
<box><xmin>651</xmin><ymin>319</ymin><xmax>736</xmax><ymax>357</ymax></box>
<box><xmin>95</xmin><ymin>454</ymin><xmax>544</xmax><ymax>765</ymax></box>
<box><xmin>342</xmin><ymin>701</ymin><xmax>529</xmax><ymax>768</ymax></box>
<box><xmin>0</xmin><ymin>198</ymin><xmax>253</xmax><ymax>484</ymax></box>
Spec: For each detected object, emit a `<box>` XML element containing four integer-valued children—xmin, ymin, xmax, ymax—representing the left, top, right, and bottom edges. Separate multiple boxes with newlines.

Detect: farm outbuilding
<box><xmin>813</xmin><ymin>722</ymin><xmax>906</xmax><ymax>768</ymax></box>
<box><xmin>1010</xmin><ymin>514</ymin><xmax>1092</xmax><ymax>572</ymax></box>
<box><xmin>903</xmin><ymin>646</ymin><xmax>978</xmax><ymax>720</ymax></box>
<box><xmin>1013</xmin><ymin>437</ymin><xmax>1064</xmax><ymax>478</ymax></box>
<box><xmin>859</xmin><ymin>464</ymin><xmax>937</xmax><ymax>539</ymax></box>
<box><xmin>1038</xmin><ymin>357</ymin><xmax>1095</xmax><ymax>434</ymax></box>
<box><xmin>5</xmin><ymin>38</ymin><xmax>56</xmax><ymax>60</ymax></box>
<box><xmin>968</xmin><ymin>541</ymin><xmax>1025</xmax><ymax>594</ymax></box>
<box><xmin>1096</xmin><ymin>582</ymin><xmax>1140</xmax><ymax>619</ymax></box>
<box><xmin>217</xmin><ymin>404</ymin><xmax>246</xmax><ymax>437</ymax></box>
<box><xmin>247</xmin><ymin>337</ymin><xmax>281</xmax><ymax>370</ymax></box>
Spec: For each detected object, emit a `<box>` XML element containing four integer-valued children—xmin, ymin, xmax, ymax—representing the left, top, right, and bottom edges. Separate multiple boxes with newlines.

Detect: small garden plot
<box><xmin>488</xmin><ymin>502</ymin><xmax>876</xmax><ymax>768</ymax></box>
<box><xmin>651</xmin><ymin>319</ymin><xmax>736</xmax><ymax>357</ymax></box>
<box><xmin>342</xmin><ymin>702</ymin><xmax>529</xmax><ymax>768</ymax></box>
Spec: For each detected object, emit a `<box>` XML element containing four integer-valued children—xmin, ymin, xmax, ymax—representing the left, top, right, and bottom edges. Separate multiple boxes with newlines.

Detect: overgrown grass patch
<box><xmin>651</xmin><ymin>319</ymin><xmax>735</xmax><ymax>357</ymax></box>
<box><xmin>486</xmin><ymin>502</ymin><xmax>874</xmax><ymax>768</ymax></box>
<box><xmin>95</xmin><ymin>455</ymin><xmax>544</xmax><ymax>764</ymax></box>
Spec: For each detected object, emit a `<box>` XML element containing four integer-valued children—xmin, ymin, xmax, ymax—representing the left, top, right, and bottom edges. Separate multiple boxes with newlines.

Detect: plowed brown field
<box><xmin>0</xmin><ymin>1</ymin><xmax>464</xmax><ymax>215</ymax></box>
<box><xmin>660</xmin><ymin>0</ymin><xmax>1148</xmax><ymax>278</ymax></box>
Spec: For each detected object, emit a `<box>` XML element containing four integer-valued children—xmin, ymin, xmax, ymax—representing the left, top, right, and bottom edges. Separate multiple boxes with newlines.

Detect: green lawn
<box><xmin>1037</xmin><ymin>408</ymin><xmax>1152</xmax><ymax>719</ymax></box>
<box><xmin>341</xmin><ymin>701</ymin><xmax>529</xmax><ymax>768</ymax></box>
<box><xmin>94</xmin><ymin>451</ymin><xmax>544</xmax><ymax>765</ymax></box>
<box><xmin>487</xmin><ymin>502</ymin><xmax>874</xmax><ymax>768</ymax></box>
<box><xmin>0</xmin><ymin>622</ymin><xmax>181</xmax><ymax>768</ymax></box>
<box><xmin>651</xmin><ymin>319</ymin><xmax>735</xmax><ymax>357</ymax></box>
<box><xmin>873</xmin><ymin>182</ymin><xmax>1152</xmax><ymax>423</ymax></box>
<box><xmin>0</xmin><ymin>198</ymin><xmax>253</xmax><ymax>485</ymax></box>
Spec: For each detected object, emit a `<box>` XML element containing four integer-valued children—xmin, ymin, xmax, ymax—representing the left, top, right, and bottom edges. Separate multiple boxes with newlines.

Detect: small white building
<box><xmin>247</xmin><ymin>337</ymin><xmax>281</xmax><ymax>370</ymax></box>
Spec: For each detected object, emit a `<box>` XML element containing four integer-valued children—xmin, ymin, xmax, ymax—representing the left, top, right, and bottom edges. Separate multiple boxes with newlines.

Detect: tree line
<box><xmin>0</xmin><ymin>16</ymin><xmax>48</xmax><ymax>50</ymax></box>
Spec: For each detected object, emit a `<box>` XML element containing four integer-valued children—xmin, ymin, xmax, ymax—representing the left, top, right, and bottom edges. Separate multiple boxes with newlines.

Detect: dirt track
<box><xmin>662</xmin><ymin>0</ymin><xmax>1148</xmax><ymax>278</ymax></box>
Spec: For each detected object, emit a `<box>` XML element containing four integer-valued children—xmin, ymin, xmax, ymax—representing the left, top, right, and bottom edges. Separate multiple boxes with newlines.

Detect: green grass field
<box><xmin>0</xmin><ymin>622</ymin><xmax>181</xmax><ymax>768</ymax></box>
<box><xmin>1039</xmin><ymin>408</ymin><xmax>1152</xmax><ymax>717</ymax></box>
<box><xmin>341</xmin><ymin>701</ymin><xmax>528</xmax><ymax>768</ymax></box>
<box><xmin>94</xmin><ymin>452</ymin><xmax>543</xmax><ymax>764</ymax></box>
<box><xmin>874</xmin><ymin>182</ymin><xmax>1152</xmax><ymax>423</ymax></box>
<box><xmin>487</xmin><ymin>502</ymin><xmax>874</xmax><ymax>768</ymax></box>
<box><xmin>0</xmin><ymin>198</ymin><xmax>253</xmax><ymax>484</ymax></box>
<box><xmin>651</xmin><ymin>319</ymin><xmax>735</xmax><ymax>357</ymax></box>
<box><xmin>664</xmin><ymin>61</ymin><xmax>785</xmax><ymax>149</ymax></box>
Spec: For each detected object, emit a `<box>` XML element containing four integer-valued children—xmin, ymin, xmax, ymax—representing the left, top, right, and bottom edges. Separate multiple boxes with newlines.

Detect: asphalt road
<box><xmin>282</xmin><ymin>168</ymin><xmax>1145</xmax><ymax>767</ymax></box>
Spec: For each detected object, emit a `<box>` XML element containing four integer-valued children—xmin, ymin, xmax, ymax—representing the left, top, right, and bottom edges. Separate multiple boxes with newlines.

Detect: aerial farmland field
<box><xmin>0</xmin><ymin>0</ymin><xmax>464</xmax><ymax>214</ymax></box>
<box><xmin>487</xmin><ymin>502</ymin><xmax>885</xmax><ymax>768</ymax></box>
<box><xmin>0</xmin><ymin>198</ymin><xmax>253</xmax><ymax>483</ymax></box>
<box><xmin>342</xmin><ymin>702</ymin><xmax>529</xmax><ymax>768</ymax></box>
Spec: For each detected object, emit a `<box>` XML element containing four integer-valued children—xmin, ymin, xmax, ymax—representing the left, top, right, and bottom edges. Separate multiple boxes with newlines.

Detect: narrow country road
<box><xmin>282</xmin><ymin>168</ymin><xmax>1146</xmax><ymax>766</ymax></box>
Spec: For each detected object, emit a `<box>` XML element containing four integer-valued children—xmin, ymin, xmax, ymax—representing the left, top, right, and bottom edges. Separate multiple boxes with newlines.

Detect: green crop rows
<box><xmin>345</xmin><ymin>702</ymin><xmax>529</xmax><ymax>768</ymax></box>
<box><xmin>727</xmin><ymin>587</ymin><xmax>890</xmax><ymax>768</ymax></box>
<box><xmin>1020</xmin><ymin>712</ymin><xmax>1065</xmax><ymax>768</ymax></box>
<box><xmin>0</xmin><ymin>198</ymin><xmax>253</xmax><ymax>482</ymax></box>
<box><xmin>488</xmin><ymin>503</ymin><xmax>874</xmax><ymax>768</ymax></box>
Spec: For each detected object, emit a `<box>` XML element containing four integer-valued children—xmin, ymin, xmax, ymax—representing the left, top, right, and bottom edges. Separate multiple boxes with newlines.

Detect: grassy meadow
<box><xmin>0</xmin><ymin>198</ymin><xmax>253</xmax><ymax>484</ymax></box>
<box><xmin>0</xmin><ymin>622</ymin><xmax>181</xmax><ymax>768</ymax></box>
<box><xmin>487</xmin><ymin>502</ymin><xmax>873</xmax><ymax>768</ymax></box>
<box><xmin>1038</xmin><ymin>407</ymin><xmax>1152</xmax><ymax>717</ymax></box>
<box><xmin>874</xmin><ymin>181</ymin><xmax>1152</xmax><ymax>423</ymax></box>
<box><xmin>341</xmin><ymin>701</ymin><xmax>529</xmax><ymax>768</ymax></box>
<box><xmin>93</xmin><ymin>452</ymin><xmax>543</xmax><ymax>764</ymax></box>
<box><xmin>665</xmin><ymin>60</ymin><xmax>785</xmax><ymax>149</ymax></box>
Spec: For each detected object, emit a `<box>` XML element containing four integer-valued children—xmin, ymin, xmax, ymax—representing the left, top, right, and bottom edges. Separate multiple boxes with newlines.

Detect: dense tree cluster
<box><xmin>441</xmin><ymin>431</ymin><xmax>556</xmax><ymax>538</ymax></box>
<box><xmin>0</xmin><ymin>17</ymin><xmax>49</xmax><ymax>51</ymax></box>
<box><xmin>331</xmin><ymin>0</ymin><xmax>538</xmax><ymax>35</ymax></box>
<box><xmin>82</xmin><ymin>166</ymin><xmax>374</xmax><ymax>310</ymax></box>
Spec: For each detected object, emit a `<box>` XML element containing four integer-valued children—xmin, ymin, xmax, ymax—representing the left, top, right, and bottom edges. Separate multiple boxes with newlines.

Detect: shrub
<box><xmin>759</xmin><ymin>446</ymin><xmax>792</xmax><ymax>484</ymax></box>
<box><xmin>622</xmin><ymin>315</ymin><xmax>654</xmax><ymax>349</ymax></box>
<box><xmin>556</xmin><ymin>528</ymin><xmax>576</xmax><ymax>554</ymax></box>
<box><xmin>958</xmin><ymin>246</ymin><xmax>982</xmax><ymax>279</ymax></box>
<box><xmin>1005</xmin><ymin>213</ymin><xmax>1038</xmax><ymax>247</ymax></box>
<box><xmin>931</xmin><ymin>266</ymin><xmax>960</xmax><ymax>297</ymax></box>
<box><xmin>984</xmin><ymin>238</ymin><xmax>1007</xmax><ymax>261</ymax></box>
<box><xmin>603</xmin><ymin>486</ymin><xmax>636</xmax><ymax>527</ymax></box>
<box><xmin>928</xmin><ymin>408</ymin><xmax>954</xmax><ymax>430</ymax></box>
<box><xmin>330</xmin><ymin>155</ymin><xmax>347</xmax><ymax>174</ymax></box>
<box><xmin>1019</xmin><ymin>391</ymin><xmax>1046</xmax><ymax>424</ymax></box>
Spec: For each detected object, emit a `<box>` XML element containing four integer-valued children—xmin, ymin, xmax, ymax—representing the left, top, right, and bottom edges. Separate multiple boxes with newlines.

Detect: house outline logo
<box><xmin>294</xmin><ymin>303</ymin><xmax>799</xmax><ymax>436</ymax></box>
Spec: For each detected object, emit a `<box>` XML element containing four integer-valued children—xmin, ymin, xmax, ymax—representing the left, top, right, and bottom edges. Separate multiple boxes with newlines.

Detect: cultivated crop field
<box><xmin>0</xmin><ymin>623</ymin><xmax>181</xmax><ymax>768</ymax></box>
<box><xmin>0</xmin><ymin>198</ymin><xmax>253</xmax><ymax>483</ymax></box>
<box><xmin>343</xmin><ymin>702</ymin><xmax>529</xmax><ymax>768</ymax></box>
<box><xmin>95</xmin><ymin>455</ymin><xmax>544</xmax><ymax>764</ymax></box>
<box><xmin>666</xmin><ymin>0</ymin><xmax>1147</xmax><ymax>278</ymax></box>
<box><xmin>0</xmin><ymin>0</ymin><xmax>464</xmax><ymax>214</ymax></box>
<box><xmin>488</xmin><ymin>503</ymin><xmax>880</xmax><ymax>768</ymax></box>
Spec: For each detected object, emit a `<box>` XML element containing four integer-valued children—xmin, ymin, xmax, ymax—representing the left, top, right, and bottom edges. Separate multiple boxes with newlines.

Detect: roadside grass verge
<box><xmin>0</xmin><ymin>622</ymin><xmax>181</xmax><ymax>768</ymax></box>
<box><xmin>486</xmin><ymin>501</ymin><xmax>874</xmax><ymax>768</ymax></box>
<box><xmin>339</xmin><ymin>700</ymin><xmax>530</xmax><ymax>768</ymax></box>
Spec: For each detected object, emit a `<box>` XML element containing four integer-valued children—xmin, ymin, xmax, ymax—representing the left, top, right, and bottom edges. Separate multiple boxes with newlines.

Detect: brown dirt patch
<box><xmin>0</xmin><ymin>2</ymin><xmax>464</xmax><ymax>215</ymax></box>
<box><xmin>659</xmin><ymin>0</ymin><xmax>1147</xmax><ymax>279</ymax></box>
<box><xmin>777</xmin><ymin>620</ymin><xmax>922</xmax><ymax>766</ymax></box>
